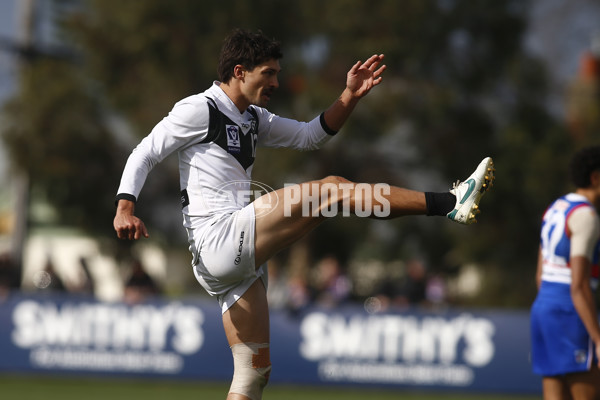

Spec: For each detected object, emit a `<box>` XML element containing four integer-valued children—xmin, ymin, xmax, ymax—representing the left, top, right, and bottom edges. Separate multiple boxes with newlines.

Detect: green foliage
<box><xmin>60</xmin><ymin>0</ymin><xmax>307</xmax><ymax>134</ymax></box>
<box><xmin>1</xmin><ymin>0</ymin><xmax>583</xmax><ymax>306</ymax></box>
<box><xmin>2</xmin><ymin>58</ymin><xmax>124</xmax><ymax>235</ymax></box>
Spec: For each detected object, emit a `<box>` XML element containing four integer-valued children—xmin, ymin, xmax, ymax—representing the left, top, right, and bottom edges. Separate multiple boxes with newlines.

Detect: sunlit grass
<box><xmin>0</xmin><ymin>375</ymin><xmax>539</xmax><ymax>400</ymax></box>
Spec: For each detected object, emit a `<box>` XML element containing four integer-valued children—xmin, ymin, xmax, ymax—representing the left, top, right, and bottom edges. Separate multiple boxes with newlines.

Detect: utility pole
<box><xmin>10</xmin><ymin>0</ymin><xmax>37</xmax><ymax>280</ymax></box>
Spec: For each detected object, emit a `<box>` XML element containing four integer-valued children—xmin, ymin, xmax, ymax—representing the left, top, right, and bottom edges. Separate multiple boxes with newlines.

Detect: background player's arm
<box><xmin>568</xmin><ymin>207</ymin><xmax>600</xmax><ymax>365</ymax></box>
<box><xmin>535</xmin><ymin>246</ymin><xmax>543</xmax><ymax>290</ymax></box>
<box><xmin>570</xmin><ymin>255</ymin><xmax>600</xmax><ymax>365</ymax></box>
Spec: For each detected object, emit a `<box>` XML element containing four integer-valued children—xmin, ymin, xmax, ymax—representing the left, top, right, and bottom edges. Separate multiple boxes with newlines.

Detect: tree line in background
<box><xmin>1</xmin><ymin>0</ymin><xmax>598</xmax><ymax>307</ymax></box>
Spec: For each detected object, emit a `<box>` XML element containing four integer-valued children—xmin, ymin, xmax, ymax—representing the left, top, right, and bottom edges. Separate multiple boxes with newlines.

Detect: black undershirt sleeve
<box><xmin>114</xmin><ymin>193</ymin><xmax>137</xmax><ymax>207</ymax></box>
<box><xmin>319</xmin><ymin>112</ymin><xmax>338</xmax><ymax>136</ymax></box>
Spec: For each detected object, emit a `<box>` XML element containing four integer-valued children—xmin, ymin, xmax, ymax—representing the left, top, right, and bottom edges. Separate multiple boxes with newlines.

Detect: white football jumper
<box><xmin>116</xmin><ymin>81</ymin><xmax>335</xmax><ymax>312</ymax></box>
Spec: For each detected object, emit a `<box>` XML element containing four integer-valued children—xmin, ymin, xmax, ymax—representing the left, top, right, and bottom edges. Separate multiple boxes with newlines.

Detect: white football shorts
<box><xmin>189</xmin><ymin>204</ymin><xmax>267</xmax><ymax>314</ymax></box>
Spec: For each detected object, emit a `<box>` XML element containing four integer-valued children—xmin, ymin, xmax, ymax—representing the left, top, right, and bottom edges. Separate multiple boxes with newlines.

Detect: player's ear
<box><xmin>233</xmin><ymin>65</ymin><xmax>246</xmax><ymax>81</ymax></box>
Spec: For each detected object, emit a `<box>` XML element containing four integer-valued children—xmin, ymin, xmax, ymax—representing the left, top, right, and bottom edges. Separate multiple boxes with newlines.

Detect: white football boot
<box><xmin>447</xmin><ymin>157</ymin><xmax>495</xmax><ymax>225</ymax></box>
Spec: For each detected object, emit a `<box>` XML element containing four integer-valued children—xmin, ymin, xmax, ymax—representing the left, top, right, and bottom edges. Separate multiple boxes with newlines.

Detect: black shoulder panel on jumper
<box><xmin>201</xmin><ymin>97</ymin><xmax>259</xmax><ymax>171</ymax></box>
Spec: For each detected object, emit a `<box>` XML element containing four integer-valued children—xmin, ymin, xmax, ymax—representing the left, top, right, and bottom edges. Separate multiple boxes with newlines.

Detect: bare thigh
<box><xmin>253</xmin><ymin>176</ymin><xmax>425</xmax><ymax>267</ymax></box>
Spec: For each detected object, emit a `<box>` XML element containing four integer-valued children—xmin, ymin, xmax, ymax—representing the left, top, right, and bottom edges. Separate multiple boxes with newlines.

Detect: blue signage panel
<box><xmin>270</xmin><ymin>307</ymin><xmax>539</xmax><ymax>393</ymax></box>
<box><xmin>0</xmin><ymin>293</ymin><xmax>230</xmax><ymax>380</ymax></box>
<box><xmin>0</xmin><ymin>293</ymin><xmax>541</xmax><ymax>394</ymax></box>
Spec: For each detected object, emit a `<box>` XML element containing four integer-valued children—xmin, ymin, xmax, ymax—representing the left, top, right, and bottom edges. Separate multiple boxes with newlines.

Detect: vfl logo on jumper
<box><xmin>226</xmin><ymin>125</ymin><xmax>241</xmax><ymax>153</ymax></box>
<box><xmin>234</xmin><ymin>231</ymin><xmax>245</xmax><ymax>265</ymax></box>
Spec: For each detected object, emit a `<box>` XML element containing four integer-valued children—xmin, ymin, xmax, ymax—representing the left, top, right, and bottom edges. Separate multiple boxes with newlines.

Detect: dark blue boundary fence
<box><xmin>0</xmin><ymin>293</ymin><xmax>541</xmax><ymax>394</ymax></box>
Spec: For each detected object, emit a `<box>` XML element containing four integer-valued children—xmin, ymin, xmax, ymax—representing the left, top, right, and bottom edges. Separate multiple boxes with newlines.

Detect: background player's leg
<box><xmin>542</xmin><ymin>376</ymin><xmax>572</xmax><ymax>400</ymax></box>
<box><xmin>223</xmin><ymin>279</ymin><xmax>270</xmax><ymax>400</ymax></box>
<box><xmin>565</xmin><ymin>366</ymin><xmax>600</xmax><ymax>400</ymax></box>
<box><xmin>253</xmin><ymin>175</ymin><xmax>426</xmax><ymax>267</ymax></box>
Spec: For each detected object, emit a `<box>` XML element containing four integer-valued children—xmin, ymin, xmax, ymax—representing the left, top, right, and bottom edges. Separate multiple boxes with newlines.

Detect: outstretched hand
<box><xmin>346</xmin><ymin>54</ymin><xmax>386</xmax><ymax>98</ymax></box>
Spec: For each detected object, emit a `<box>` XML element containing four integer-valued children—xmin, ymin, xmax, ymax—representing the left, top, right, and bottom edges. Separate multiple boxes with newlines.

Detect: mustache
<box><xmin>262</xmin><ymin>87</ymin><xmax>276</xmax><ymax>96</ymax></box>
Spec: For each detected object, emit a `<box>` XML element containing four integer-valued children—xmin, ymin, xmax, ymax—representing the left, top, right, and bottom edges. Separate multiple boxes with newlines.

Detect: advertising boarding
<box><xmin>0</xmin><ymin>293</ymin><xmax>540</xmax><ymax>394</ymax></box>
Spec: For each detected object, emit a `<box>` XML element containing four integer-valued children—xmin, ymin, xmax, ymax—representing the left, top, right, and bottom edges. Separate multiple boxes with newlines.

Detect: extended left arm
<box><xmin>322</xmin><ymin>54</ymin><xmax>386</xmax><ymax>132</ymax></box>
<box><xmin>257</xmin><ymin>54</ymin><xmax>386</xmax><ymax>151</ymax></box>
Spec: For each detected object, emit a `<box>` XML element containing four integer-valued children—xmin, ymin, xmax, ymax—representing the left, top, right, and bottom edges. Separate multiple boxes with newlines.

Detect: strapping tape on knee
<box><xmin>229</xmin><ymin>342</ymin><xmax>272</xmax><ymax>400</ymax></box>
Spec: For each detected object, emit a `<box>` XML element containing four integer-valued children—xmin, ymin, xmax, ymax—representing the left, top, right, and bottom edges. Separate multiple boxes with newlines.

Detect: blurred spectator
<box><xmin>426</xmin><ymin>273</ymin><xmax>447</xmax><ymax>306</ymax></box>
<box><xmin>266</xmin><ymin>258</ymin><xmax>288</xmax><ymax>309</ymax></box>
<box><xmin>123</xmin><ymin>258</ymin><xmax>161</xmax><ymax>304</ymax></box>
<box><xmin>371</xmin><ymin>277</ymin><xmax>400</xmax><ymax>312</ymax></box>
<box><xmin>370</xmin><ymin>259</ymin><xmax>432</xmax><ymax>311</ymax></box>
<box><xmin>396</xmin><ymin>259</ymin><xmax>427</xmax><ymax>306</ymax></box>
<box><xmin>74</xmin><ymin>257</ymin><xmax>95</xmax><ymax>296</ymax></box>
<box><xmin>0</xmin><ymin>253</ymin><xmax>20</xmax><ymax>302</ymax></box>
<box><xmin>311</xmin><ymin>255</ymin><xmax>352</xmax><ymax>308</ymax></box>
<box><xmin>286</xmin><ymin>275</ymin><xmax>312</xmax><ymax>315</ymax></box>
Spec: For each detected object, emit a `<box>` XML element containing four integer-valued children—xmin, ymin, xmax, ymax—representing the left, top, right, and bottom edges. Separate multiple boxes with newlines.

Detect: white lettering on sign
<box><xmin>10</xmin><ymin>300</ymin><xmax>204</xmax><ymax>372</ymax></box>
<box><xmin>299</xmin><ymin>312</ymin><xmax>495</xmax><ymax>386</ymax></box>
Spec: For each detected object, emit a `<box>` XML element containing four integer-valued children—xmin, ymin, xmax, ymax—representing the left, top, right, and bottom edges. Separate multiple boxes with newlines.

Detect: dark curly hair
<box><xmin>569</xmin><ymin>145</ymin><xmax>600</xmax><ymax>188</ymax></box>
<box><xmin>217</xmin><ymin>29</ymin><xmax>282</xmax><ymax>83</ymax></box>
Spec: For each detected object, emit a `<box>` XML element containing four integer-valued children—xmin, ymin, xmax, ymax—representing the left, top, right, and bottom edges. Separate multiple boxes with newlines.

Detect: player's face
<box><xmin>591</xmin><ymin>170</ymin><xmax>600</xmax><ymax>208</ymax></box>
<box><xmin>241</xmin><ymin>59</ymin><xmax>281</xmax><ymax>107</ymax></box>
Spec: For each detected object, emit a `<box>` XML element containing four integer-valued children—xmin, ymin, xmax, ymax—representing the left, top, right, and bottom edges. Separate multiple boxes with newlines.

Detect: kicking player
<box><xmin>113</xmin><ymin>29</ymin><xmax>494</xmax><ymax>400</ymax></box>
<box><xmin>531</xmin><ymin>145</ymin><xmax>600</xmax><ymax>400</ymax></box>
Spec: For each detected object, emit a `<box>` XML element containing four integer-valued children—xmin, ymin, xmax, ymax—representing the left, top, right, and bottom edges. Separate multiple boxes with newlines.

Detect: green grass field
<box><xmin>0</xmin><ymin>375</ymin><xmax>540</xmax><ymax>400</ymax></box>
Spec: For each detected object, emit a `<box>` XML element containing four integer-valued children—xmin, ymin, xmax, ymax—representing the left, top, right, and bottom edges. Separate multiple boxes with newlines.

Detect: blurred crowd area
<box><xmin>0</xmin><ymin>248</ymin><xmax>465</xmax><ymax>313</ymax></box>
<box><xmin>267</xmin><ymin>254</ymin><xmax>454</xmax><ymax>315</ymax></box>
<box><xmin>0</xmin><ymin>250</ymin><xmax>161</xmax><ymax>306</ymax></box>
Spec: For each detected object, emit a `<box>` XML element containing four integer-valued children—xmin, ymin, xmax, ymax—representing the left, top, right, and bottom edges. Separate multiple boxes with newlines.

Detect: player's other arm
<box><xmin>113</xmin><ymin>148</ymin><xmax>153</xmax><ymax>241</ymax></box>
<box><xmin>113</xmin><ymin>138</ymin><xmax>159</xmax><ymax>241</ymax></box>
<box><xmin>113</xmin><ymin>146</ymin><xmax>154</xmax><ymax>241</ymax></box>
<box><xmin>114</xmin><ymin>198</ymin><xmax>148</xmax><ymax>240</ymax></box>
<box><xmin>321</xmin><ymin>54</ymin><xmax>386</xmax><ymax>132</ymax></box>
<box><xmin>113</xmin><ymin>100</ymin><xmax>210</xmax><ymax>241</ymax></box>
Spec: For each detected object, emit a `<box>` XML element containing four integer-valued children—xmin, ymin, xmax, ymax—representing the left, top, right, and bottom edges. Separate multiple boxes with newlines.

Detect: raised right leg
<box><xmin>252</xmin><ymin>157</ymin><xmax>494</xmax><ymax>267</ymax></box>
<box><xmin>253</xmin><ymin>175</ymin><xmax>427</xmax><ymax>267</ymax></box>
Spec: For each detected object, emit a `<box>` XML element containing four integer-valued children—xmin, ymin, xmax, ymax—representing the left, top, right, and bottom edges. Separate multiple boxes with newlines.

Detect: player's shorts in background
<box><xmin>189</xmin><ymin>204</ymin><xmax>268</xmax><ymax>314</ymax></box>
<box><xmin>530</xmin><ymin>281</ymin><xmax>596</xmax><ymax>376</ymax></box>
